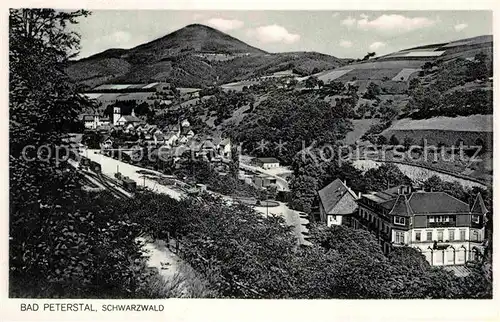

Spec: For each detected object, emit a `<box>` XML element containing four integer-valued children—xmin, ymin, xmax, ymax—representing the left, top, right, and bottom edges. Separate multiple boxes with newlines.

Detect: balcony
<box><xmin>427</xmin><ymin>221</ymin><xmax>457</xmax><ymax>228</ymax></box>
<box><xmin>470</xmin><ymin>221</ymin><xmax>483</xmax><ymax>229</ymax></box>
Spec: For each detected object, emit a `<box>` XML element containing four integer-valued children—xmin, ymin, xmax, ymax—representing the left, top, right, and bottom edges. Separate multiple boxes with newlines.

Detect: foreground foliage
<box><xmin>9</xmin><ymin>9</ymin><xmax>173</xmax><ymax>298</ymax></box>
<box><xmin>129</xmin><ymin>193</ymin><xmax>492</xmax><ymax>299</ymax></box>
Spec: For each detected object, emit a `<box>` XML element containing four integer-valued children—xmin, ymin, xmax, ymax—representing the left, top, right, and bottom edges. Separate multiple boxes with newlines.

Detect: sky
<box><xmin>72</xmin><ymin>11</ymin><xmax>493</xmax><ymax>59</ymax></box>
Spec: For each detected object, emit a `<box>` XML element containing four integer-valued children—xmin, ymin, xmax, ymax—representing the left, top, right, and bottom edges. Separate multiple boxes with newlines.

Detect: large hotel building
<box><xmin>351</xmin><ymin>185</ymin><xmax>487</xmax><ymax>266</ymax></box>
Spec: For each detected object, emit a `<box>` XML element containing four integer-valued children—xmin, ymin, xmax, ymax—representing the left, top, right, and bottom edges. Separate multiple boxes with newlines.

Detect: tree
<box><xmin>408</xmin><ymin>78</ymin><xmax>420</xmax><ymax>92</ymax></box>
<box><xmin>363</xmin><ymin>82</ymin><xmax>381</xmax><ymax>100</ymax></box>
<box><xmin>83</xmin><ymin>131</ymin><xmax>103</xmax><ymax>149</ymax></box>
<box><xmin>305</xmin><ymin>76</ymin><xmax>319</xmax><ymax>89</ymax></box>
<box><xmin>287</xmin><ymin>78</ymin><xmax>298</xmax><ymax>89</ymax></box>
<box><xmin>389</xmin><ymin>134</ymin><xmax>400</xmax><ymax>146</ymax></box>
<box><xmin>421</xmin><ymin>176</ymin><xmax>467</xmax><ymax>201</ymax></box>
<box><xmin>9</xmin><ymin>9</ymin><xmax>159</xmax><ymax>298</ymax></box>
<box><xmin>376</xmin><ymin>135</ymin><xmax>388</xmax><ymax>145</ymax></box>
<box><xmin>289</xmin><ymin>175</ymin><xmax>319</xmax><ymax>213</ymax></box>
<box><xmin>378</xmin><ymin>100</ymin><xmax>398</xmax><ymax>122</ymax></box>
<box><xmin>468</xmin><ymin>52</ymin><xmax>490</xmax><ymax>81</ymax></box>
<box><xmin>364</xmin><ymin>164</ymin><xmax>412</xmax><ymax>191</ymax></box>
<box><xmin>362</xmin><ymin>52</ymin><xmax>376</xmax><ymax>61</ymax></box>
<box><xmin>402</xmin><ymin>137</ymin><xmax>414</xmax><ymax>150</ymax></box>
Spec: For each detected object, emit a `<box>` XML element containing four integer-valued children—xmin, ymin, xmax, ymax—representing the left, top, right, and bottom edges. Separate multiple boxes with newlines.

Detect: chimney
<box><xmin>358</xmin><ymin>192</ymin><xmax>362</xmax><ymax>199</ymax></box>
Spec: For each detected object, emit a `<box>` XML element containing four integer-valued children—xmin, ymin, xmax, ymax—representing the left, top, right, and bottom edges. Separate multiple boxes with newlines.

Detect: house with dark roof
<box><xmin>354</xmin><ymin>185</ymin><xmax>487</xmax><ymax>266</ymax></box>
<box><xmin>318</xmin><ymin>179</ymin><xmax>360</xmax><ymax>227</ymax></box>
<box><xmin>252</xmin><ymin>157</ymin><xmax>280</xmax><ymax>169</ymax></box>
<box><xmin>116</xmin><ymin>114</ymin><xmax>142</xmax><ymax>127</ymax></box>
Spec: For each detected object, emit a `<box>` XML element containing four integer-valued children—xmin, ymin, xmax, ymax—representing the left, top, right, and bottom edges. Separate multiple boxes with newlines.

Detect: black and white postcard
<box><xmin>2</xmin><ymin>1</ymin><xmax>498</xmax><ymax>322</ymax></box>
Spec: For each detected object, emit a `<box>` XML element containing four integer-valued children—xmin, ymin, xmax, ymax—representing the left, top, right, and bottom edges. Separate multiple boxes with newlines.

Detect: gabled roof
<box><xmin>388</xmin><ymin>194</ymin><xmax>413</xmax><ymax>217</ymax></box>
<box><xmin>163</xmin><ymin>124</ymin><xmax>180</xmax><ymax>132</ymax></box>
<box><xmin>121</xmin><ymin>115</ymin><xmax>141</xmax><ymax>122</ymax></box>
<box><xmin>363</xmin><ymin>185</ymin><xmax>472</xmax><ymax>216</ymax></box>
<box><xmin>318</xmin><ymin>179</ymin><xmax>358</xmax><ymax>215</ymax></box>
<box><xmin>164</xmin><ymin>132</ymin><xmax>178</xmax><ymax>140</ymax></box>
<box><xmin>471</xmin><ymin>193</ymin><xmax>488</xmax><ymax>215</ymax></box>
<box><xmin>154</xmin><ymin>132</ymin><xmax>164</xmax><ymax>141</ymax></box>
<box><xmin>363</xmin><ymin>185</ymin><xmax>411</xmax><ymax>209</ymax></box>
<box><xmin>408</xmin><ymin>192</ymin><xmax>470</xmax><ymax>214</ymax></box>
<box><xmin>180</xmin><ymin>127</ymin><xmax>193</xmax><ymax>135</ymax></box>
<box><xmin>220</xmin><ymin>138</ymin><xmax>231</xmax><ymax>146</ymax></box>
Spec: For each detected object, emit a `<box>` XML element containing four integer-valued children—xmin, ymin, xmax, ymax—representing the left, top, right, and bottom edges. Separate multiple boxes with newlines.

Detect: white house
<box><xmin>318</xmin><ymin>179</ymin><xmax>359</xmax><ymax>227</ymax></box>
<box><xmin>354</xmin><ymin>186</ymin><xmax>488</xmax><ymax>266</ymax></box>
<box><xmin>83</xmin><ymin>114</ymin><xmax>110</xmax><ymax>129</ymax></box>
<box><xmin>219</xmin><ymin>138</ymin><xmax>232</xmax><ymax>158</ymax></box>
<box><xmin>116</xmin><ymin>115</ymin><xmax>142</xmax><ymax>127</ymax></box>
<box><xmin>252</xmin><ymin>157</ymin><xmax>280</xmax><ymax>169</ymax></box>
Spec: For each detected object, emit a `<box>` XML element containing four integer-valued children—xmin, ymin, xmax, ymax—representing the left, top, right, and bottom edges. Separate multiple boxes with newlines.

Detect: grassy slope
<box><xmin>67</xmin><ymin>24</ymin><xmax>348</xmax><ymax>88</ymax></box>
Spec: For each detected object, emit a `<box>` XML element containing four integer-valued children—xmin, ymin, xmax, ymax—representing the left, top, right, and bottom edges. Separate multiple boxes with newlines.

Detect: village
<box><xmin>75</xmin><ymin>81</ymin><xmax>489</xmax><ymax>274</ymax></box>
<box><xmin>9</xmin><ymin>9</ymin><xmax>494</xmax><ymax>304</ymax></box>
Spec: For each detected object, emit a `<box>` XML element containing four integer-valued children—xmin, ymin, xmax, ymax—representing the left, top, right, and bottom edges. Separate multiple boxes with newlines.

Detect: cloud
<box><xmin>369</xmin><ymin>41</ymin><xmax>386</xmax><ymax>51</ymax></box>
<box><xmin>339</xmin><ymin>40</ymin><xmax>353</xmax><ymax>48</ymax></box>
<box><xmin>86</xmin><ymin>30</ymin><xmax>143</xmax><ymax>57</ymax></box>
<box><xmin>357</xmin><ymin>14</ymin><xmax>436</xmax><ymax>33</ymax></box>
<box><xmin>341</xmin><ymin>16</ymin><xmax>357</xmax><ymax>27</ymax></box>
<box><xmin>248</xmin><ymin>25</ymin><xmax>300</xmax><ymax>44</ymax></box>
<box><xmin>454</xmin><ymin>23</ymin><xmax>468</xmax><ymax>31</ymax></box>
<box><xmin>206</xmin><ymin>18</ymin><xmax>244</xmax><ymax>31</ymax></box>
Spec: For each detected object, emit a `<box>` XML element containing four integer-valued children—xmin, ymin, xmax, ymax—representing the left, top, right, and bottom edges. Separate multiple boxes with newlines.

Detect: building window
<box><xmin>449</xmin><ymin>230</ymin><xmax>455</xmax><ymax>241</ymax></box>
<box><xmin>394</xmin><ymin>216</ymin><xmax>406</xmax><ymax>226</ymax></box>
<box><xmin>437</xmin><ymin>230</ymin><xmax>444</xmax><ymax>242</ymax></box>
<box><xmin>471</xmin><ymin>230</ymin><xmax>479</xmax><ymax>241</ymax></box>
<box><xmin>429</xmin><ymin>215</ymin><xmax>450</xmax><ymax>223</ymax></box>
<box><xmin>426</xmin><ymin>231</ymin><xmax>433</xmax><ymax>241</ymax></box>
<box><xmin>395</xmin><ymin>231</ymin><xmax>405</xmax><ymax>244</ymax></box>
<box><xmin>472</xmin><ymin>215</ymin><xmax>480</xmax><ymax>224</ymax></box>
<box><xmin>415</xmin><ymin>231</ymin><xmax>421</xmax><ymax>241</ymax></box>
<box><xmin>460</xmin><ymin>230</ymin><xmax>466</xmax><ymax>241</ymax></box>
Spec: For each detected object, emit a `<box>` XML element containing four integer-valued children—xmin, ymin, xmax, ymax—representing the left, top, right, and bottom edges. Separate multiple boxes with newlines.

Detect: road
<box><xmin>254</xmin><ymin>202</ymin><xmax>311</xmax><ymax>246</ymax></box>
<box><xmin>239</xmin><ymin>163</ymin><xmax>290</xmax><ymax>191</ymax></box>
<box><xmin>81</xmin><ymin>149</ymin><xmax>309</xmax><ymax>245</ymax></box>
<box><xmin>82</xmin><ymin>149</ymin><xmax>183</xmax><ymax>200</ymax></box>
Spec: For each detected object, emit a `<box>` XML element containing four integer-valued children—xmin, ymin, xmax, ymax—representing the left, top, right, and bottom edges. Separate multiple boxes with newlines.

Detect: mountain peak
<box><xmin>128</xmin><ymin>23</ymin><xmax>266</xmax><ymax>56</ymax></box>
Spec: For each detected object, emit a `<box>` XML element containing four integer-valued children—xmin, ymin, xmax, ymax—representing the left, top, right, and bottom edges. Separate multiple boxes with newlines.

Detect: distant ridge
<box><xmin>66</xmin><ymin>24</ymin><xmax>347</xmax><ymax>88</ymax></box>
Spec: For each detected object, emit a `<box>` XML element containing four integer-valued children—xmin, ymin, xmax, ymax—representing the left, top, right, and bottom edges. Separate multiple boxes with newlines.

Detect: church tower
<box><xmin>113</xmin><ymin>106</ymin><xmax>121</xmax><ymax>125</ymax></box>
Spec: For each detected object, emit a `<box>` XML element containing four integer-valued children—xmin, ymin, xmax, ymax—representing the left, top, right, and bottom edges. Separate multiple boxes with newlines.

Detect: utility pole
<box><xmin>266</xmin><ymin>190</ymin><xmax>269</xmax><ymax>218</ymax></box>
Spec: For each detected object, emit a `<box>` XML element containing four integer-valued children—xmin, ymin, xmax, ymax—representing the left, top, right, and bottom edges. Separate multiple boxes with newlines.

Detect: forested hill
<box><xmin>65</xmin><ymin>24</ymin><xmax>348</xmax><ymax>88</ymax></box>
